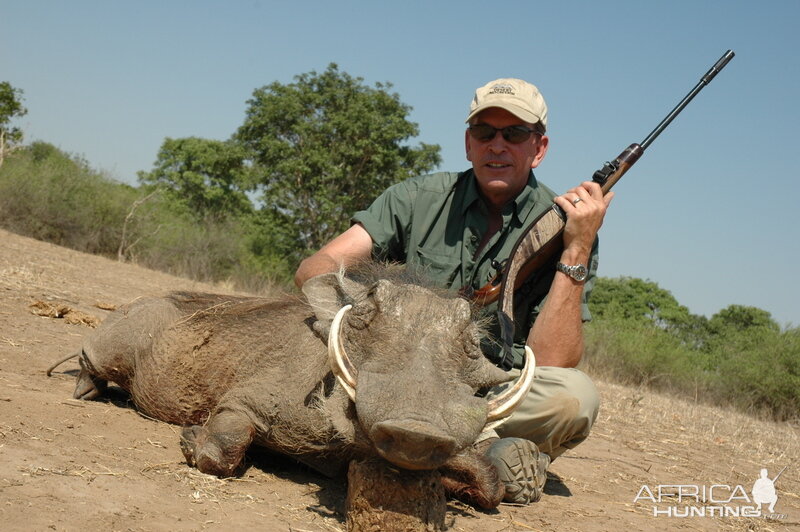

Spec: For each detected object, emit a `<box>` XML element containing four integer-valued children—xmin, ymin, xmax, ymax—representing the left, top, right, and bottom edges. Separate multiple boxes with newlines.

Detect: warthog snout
<box><xmin>370</xmin><ymin>418</ymin><xmax>458</xmax><ymax>470</ymax></box>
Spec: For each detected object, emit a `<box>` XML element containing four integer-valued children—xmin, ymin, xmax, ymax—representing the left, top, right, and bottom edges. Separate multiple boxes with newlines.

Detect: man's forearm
<box><xmin>294</xmin><ymin>253</ymin><xmax>341</xmax><ymax>288</ymax></box>
<box><xmin>293</xmin><ymin>223</ymin><xmax>375</xmax><ymax>289</ymax></box>
<box><xmin>526</xmin><ymin>244</ymin><xmax>590</xmax><ymax>367</ymax></box>
<box><xmin>527</xmin><ymin>274</ymin><xmax>585</xmax><ymax>367</ymax></box>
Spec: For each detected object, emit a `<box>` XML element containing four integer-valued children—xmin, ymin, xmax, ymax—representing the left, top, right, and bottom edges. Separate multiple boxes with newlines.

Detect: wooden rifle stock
<box><xmin>475</xmin><ymin>50</ymin><xmax>735</xmax><ymax>370</ymax></box>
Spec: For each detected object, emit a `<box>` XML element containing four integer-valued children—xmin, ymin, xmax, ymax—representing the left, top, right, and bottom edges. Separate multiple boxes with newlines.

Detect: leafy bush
<box><xmin>714</xmin><ymin>324</ymin><xmax>800</xmax><ymax>419</ymax></box>
<box><xmin>0</xmin><ymin>144</ymin><xmax>291</xmax><ymax>291</ymax></box>
<box><xmin>585</xmin><ymin>277</ymin><xmax>799</xmax><ymax>421</ymax></box>
<box><xmin>0</xmin><ymin>142</ymin><xmax>135</xmax><ymax>254</ymax></box>
<box><xmin>583</xmin><ymin>316</ymin><xmax>709</xmax><ymax>393</ymax></box>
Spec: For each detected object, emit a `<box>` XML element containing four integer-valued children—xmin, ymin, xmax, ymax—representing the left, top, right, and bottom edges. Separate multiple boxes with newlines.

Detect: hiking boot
<box><xmin>485</xmin><ymin>437</ymin><xmax>550</xmax><ymax>504</ymax></box>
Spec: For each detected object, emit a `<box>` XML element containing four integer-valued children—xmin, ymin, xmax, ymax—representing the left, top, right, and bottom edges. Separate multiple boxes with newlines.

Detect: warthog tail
<box><xmin>46</xmin><ymin>350</ymin><xmax>81</xmax><ymax>376</ymax></box>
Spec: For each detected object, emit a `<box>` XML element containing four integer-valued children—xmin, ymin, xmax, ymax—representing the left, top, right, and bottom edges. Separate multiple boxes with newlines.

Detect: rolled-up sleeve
<box><xmin>351</xmin><ymin>180</ymin><xmax>416</xmax><ymax>262</ymax></box>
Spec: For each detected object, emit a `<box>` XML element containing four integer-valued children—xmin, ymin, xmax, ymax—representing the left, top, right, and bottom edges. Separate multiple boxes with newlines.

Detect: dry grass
<box><xmin>590</xmin><ymin>379</ymin><xmax>799</xmax><ymax>531</ymax></box>
<box><xmin>596</xmin><ymin>380</ymin><xmax>799</xmax><ymax>467</ymax></box>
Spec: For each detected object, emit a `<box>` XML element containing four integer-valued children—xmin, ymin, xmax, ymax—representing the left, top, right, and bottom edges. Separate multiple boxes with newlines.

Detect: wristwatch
<box><xmin>556</xmin><ymin>262</ymin><xmax>588</xmax><ymax>282</ymax></box>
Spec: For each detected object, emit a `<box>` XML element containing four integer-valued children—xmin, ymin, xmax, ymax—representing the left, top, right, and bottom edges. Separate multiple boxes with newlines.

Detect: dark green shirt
<box><xmin>352</xmin><ymin>169</ymin><xmax>598</xmax><ymax>368</ymax></box>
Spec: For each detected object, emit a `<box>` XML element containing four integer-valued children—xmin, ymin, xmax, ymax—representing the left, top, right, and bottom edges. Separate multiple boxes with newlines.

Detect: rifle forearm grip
<box><xmin>595</xmin><ymin>144</ymin><xmax>644</xmax><ymax>193</ymax></box>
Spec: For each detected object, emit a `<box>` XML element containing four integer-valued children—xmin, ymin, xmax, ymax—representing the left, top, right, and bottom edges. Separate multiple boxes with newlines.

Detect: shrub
<box><xmin>0</xmin><ymin>144</ymin><xmax>290</xmax><ymax>293</ymax></box>
<box><xmin>0</xmin><ymin>142</ymin><xmax>136</xmax><ymax>254</ymax></box>
<box><xmin>584</xmin><ymin>280</ymin><xmax>799</xmax><ymax>421</ymax></box>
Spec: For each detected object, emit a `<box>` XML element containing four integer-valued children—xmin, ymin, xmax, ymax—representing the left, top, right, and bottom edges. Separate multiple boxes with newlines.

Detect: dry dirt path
<box><xmin>1</xmin><ymin>228</ymin><xmax>797</xmax><ymax>531</ymax></box>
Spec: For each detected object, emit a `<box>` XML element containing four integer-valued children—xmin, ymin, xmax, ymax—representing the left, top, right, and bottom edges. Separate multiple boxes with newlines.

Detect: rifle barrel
<box><xmin>641</xmin><ymin>50</ymin><xmax>734</xmax><ymax>151</ymax></box>
<box><xmin>772</xmin><ymin>465</ymin><xmax>788</xmax><ymax>483</ymax></box>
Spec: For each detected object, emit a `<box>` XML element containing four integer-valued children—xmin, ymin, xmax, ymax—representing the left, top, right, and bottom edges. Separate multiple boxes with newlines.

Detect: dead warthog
<box><xmin>64</xmin><ymin>264</ymin><xmax>534</xmax><ymax>509</ymax></box>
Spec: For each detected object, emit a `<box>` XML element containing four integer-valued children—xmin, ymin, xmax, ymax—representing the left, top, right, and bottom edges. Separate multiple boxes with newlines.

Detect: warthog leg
<box><xmin>180</xmin><ymin>407</ymin><xmax>256</xmax><ymax>478</ymax></box>
<box><xmin>439</xmin><ymin>445</ymin><xmax>505</xmax><ymax>510</ymax></box>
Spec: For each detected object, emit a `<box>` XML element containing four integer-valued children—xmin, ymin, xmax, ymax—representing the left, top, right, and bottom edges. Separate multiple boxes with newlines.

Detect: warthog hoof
<box><xmin>179</xmin><ymin>410</ymin><xmax>256</xmax><ymax>478</ymax></box>
<box><xmin>180</xmin><ymin>425</ymin><xmax>235</xmax><ymax>477</ymax></box>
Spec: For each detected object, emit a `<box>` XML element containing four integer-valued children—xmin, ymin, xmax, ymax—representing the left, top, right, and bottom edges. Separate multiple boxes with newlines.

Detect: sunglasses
<box><xmin>468</xmin><ymin>123</ymin><xmax>540</xmax><ymax>144</ymax></box>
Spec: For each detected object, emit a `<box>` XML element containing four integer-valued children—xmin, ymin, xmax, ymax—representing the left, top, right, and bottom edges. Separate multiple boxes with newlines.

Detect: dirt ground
<box><xmin>1</xmin><ymin>227</ymin><xmax>798</xmax><ymax>532</ymax></box>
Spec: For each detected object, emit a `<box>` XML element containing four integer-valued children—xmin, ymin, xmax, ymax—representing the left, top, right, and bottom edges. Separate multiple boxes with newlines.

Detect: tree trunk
<box><xmin>345</xmin><ymin>457</ymin><xmax>446</xmax><ymax>532</ymax></box>
<box><xmin>0</xmin><ymin>130</ymin><xmax>6</xmax><ymax>169</ymax></box>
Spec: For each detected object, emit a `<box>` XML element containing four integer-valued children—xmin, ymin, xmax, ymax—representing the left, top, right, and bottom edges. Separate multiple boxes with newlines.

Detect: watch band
<box><xmin>556</xmin><ymin>262</ymin><xmax>588</xmax><ymax>282</ymax></box>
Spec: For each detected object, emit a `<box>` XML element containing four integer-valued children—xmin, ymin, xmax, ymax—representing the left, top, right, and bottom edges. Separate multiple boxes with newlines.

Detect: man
<box><xmin>295</xmin><ymin>78</ymin><xmax>612</xmax><ymax>504</ymax></box>
<box><xmin>752</xmin><ymin>468</ymin><xmax>778</xmax><ymax>514</ymax></box>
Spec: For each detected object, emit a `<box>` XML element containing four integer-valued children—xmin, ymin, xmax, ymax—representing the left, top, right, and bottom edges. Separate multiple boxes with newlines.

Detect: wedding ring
<box><xmin>572</xmin><ymin>197</ymin><xmax>582</xmax><ymax>205</ymax></box>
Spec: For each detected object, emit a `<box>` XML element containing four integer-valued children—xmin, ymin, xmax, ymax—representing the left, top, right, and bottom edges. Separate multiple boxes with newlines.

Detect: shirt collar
<box><xmin>461</xmin><ymin>169</ymin><xmax>542</xmax><ymax>225</ymax></box>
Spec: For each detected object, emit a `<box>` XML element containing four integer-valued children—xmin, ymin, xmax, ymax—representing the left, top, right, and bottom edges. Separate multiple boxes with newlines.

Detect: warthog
<box><xmin>69</xmin><ymin>265</ymin><xmax>534</xmax><ymax>508</ymax></box>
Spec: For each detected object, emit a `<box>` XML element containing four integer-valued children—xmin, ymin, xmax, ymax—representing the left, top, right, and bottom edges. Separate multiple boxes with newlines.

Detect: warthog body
<box><xmin>73</xmin><ymin>265</ymin><xmax>532</xmax><ymax>508</ymax></box>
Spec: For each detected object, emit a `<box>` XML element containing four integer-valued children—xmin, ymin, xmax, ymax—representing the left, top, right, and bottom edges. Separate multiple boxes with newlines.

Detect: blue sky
<box><xmin>3</xmin><ymin>1</ymin><xmax>799</xmax><ymax>327</ymax></box>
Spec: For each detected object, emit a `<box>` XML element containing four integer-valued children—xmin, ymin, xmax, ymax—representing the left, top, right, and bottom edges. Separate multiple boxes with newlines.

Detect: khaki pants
<box><xmin>483</xmin><ymin>366</ymin><xmax>600</xmax><ymax>459</ymax></box>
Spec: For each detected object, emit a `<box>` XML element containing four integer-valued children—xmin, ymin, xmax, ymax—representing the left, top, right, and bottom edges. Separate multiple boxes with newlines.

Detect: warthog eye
<box><xmin>474</xmin><ymin>386</ymin><xmax>491</xmax><ymax>398</ymax></box>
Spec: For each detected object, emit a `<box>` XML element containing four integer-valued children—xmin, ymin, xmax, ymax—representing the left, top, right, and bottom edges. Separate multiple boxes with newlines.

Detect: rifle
<box><xmin>772</xmin><ymin>465</ymin><xmax>788</xmax><ymax>484</ymax></box>
<box><xmin>471</xmin><ymin>50</ymin><xmax>735</xmax><ymax>370</ymax></box>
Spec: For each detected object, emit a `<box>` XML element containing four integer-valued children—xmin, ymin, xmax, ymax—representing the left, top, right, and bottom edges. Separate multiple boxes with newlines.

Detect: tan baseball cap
<box><xmin>466</xmin><ymin>78</ymin><xmax>548</xmax><ymax>132</ymax></box>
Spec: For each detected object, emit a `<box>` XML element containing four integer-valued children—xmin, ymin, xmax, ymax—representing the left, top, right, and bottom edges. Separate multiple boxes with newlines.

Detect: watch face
<box><xmin>573</xmin><ymin>264</ymin><xmax>588</xmax><ymax>282</ymax></box>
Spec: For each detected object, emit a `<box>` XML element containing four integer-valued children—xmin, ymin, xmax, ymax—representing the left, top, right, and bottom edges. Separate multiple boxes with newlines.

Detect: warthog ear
<box><xmin>302</xmin><ymin>272</ymin><xmax>365</xmax><ymax>322</ymax></box>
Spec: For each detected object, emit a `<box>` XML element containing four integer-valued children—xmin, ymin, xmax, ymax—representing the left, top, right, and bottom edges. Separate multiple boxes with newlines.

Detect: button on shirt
<box><xmin>352</xmin><ymin>169</ymin><xmax>598</xmax><ymax>368</ymax></box>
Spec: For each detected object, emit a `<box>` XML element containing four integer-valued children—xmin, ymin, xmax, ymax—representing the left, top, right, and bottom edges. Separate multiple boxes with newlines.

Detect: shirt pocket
<box><xmin>413</xmin><ymin>248</ymin><xmax>461</xmax><ymax>287</ymax></box>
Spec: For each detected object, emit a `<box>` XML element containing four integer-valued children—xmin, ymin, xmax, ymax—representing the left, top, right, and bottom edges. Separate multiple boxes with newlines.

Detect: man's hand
<box><xmin>553</xmin><ymin>181</ymin><xmax>613</xmax><ymax>264</ymax></box>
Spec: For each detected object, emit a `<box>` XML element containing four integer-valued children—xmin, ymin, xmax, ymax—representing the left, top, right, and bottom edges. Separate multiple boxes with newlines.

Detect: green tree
<box><xmin>708</xmin><ymin>304</ymin><xmax>779</xmax><ymax>333</ymax></box>
<box><xmin>138</xmin><ymin>137</ymin><xmax>253</xmax><ymax>219</ymax></box>
<box><xmin>702</xmin><ymin>304</ymin><xmax>782</xmax><ymax>371</ymax></box>
<box><xmin>589</xmin><ymin>276</ymin><xmax>709</xmax><ymax>348</ymax></box>
<box><xmin>715</xmin><ymin>324</ymin><xmax>799</xmax><ymax>419</ymax></box>
<box><xmin>0</xmin><ymin>82</ymin><xmax>28</xmax><ymax>168</ymax></box>
<box><xmin>590</xmin><ymin>277</ymin><xmax>696</xmax><ymax>328</ymax></box>
<box><xmin>235</xmin><ymin>63</ymin><xmax>441</xmax><ymax>264</ymax></box>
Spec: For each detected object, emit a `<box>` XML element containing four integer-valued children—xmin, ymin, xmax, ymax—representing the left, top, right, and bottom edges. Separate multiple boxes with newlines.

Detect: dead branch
<box><xmin>118</xmin><ymin>189</ymin><xmax>161</xmax><ymax>262</ymax></box>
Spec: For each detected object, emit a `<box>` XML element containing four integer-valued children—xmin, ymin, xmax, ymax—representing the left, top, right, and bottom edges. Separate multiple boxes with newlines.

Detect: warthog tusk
<box><xmin>482</xmin><ymin>346</ymin><xmax>536</xmax><ymax>432</ymax></box>
<box><xmin>328</xmin><ymin>304</ymin><xmax>357</xmax><ymax>402</ymax></box>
